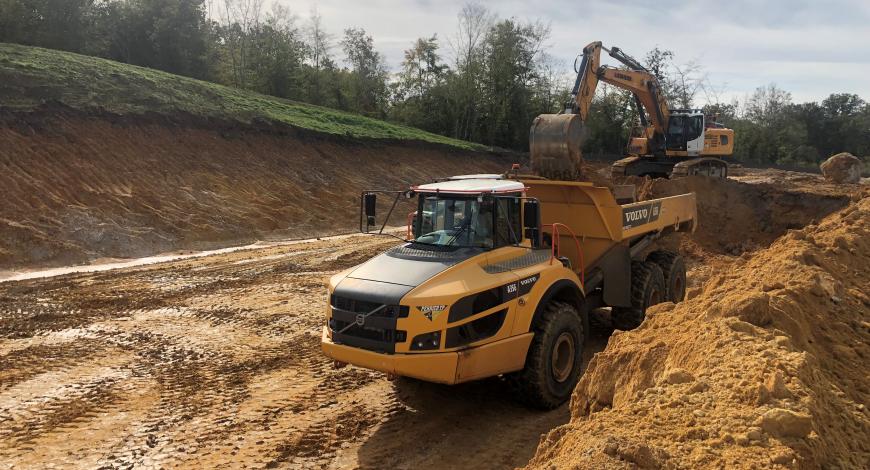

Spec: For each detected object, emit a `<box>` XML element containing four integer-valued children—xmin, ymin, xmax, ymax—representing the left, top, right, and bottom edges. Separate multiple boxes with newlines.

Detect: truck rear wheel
<box><xmin>646</xmin><ymin>250</ymin><xmax>686</xmax><ymax>302</ymax></box>
<box><xmin>611</xmin><ymin>261</ymin><xmax>665</xmax><ymax>331</ymax></box>
<box><xmin>511</xmin><ymin>301</ymin><xmax>584</xmax><ymax>409</ymax></box>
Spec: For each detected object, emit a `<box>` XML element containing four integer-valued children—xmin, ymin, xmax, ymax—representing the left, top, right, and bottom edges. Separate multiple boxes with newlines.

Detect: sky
<box><xmin>273</xmin><ymin>0</ymin><xmax>870</xmax><ymax>105</ymax></box>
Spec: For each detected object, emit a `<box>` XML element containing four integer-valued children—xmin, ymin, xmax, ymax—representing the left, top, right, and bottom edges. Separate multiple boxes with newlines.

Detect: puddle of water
<box><xmin>0</xmin><ymin>232</ymin><xmax>370</xmax><ymax>283</ymax></box>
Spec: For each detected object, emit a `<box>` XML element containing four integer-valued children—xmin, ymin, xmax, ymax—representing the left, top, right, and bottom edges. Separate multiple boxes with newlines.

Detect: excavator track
<box><xmin>610</xmin><ymin>156</ymin><xmax>641</xmax><ymax>180</ymax></box>
<box><xmin>611</xmin><ymin>156</ymin><xmax>729</xmax><ymax>180</ymax></box>
<box><xmin>670</xmin><ymin>157</ymin><xmax>728</xmax><ymax>178</ymax></box>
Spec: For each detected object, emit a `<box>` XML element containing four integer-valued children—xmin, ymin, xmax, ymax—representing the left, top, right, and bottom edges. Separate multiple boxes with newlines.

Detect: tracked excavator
<box><xmin>530</xmin><ymin>41</ymin><xmax>734</xmax><ymax>180</ymax></box>
<box><xmin>321</xmin><ymin>162</ymin><xmax>698</xmax><ymax>408</ymax></box>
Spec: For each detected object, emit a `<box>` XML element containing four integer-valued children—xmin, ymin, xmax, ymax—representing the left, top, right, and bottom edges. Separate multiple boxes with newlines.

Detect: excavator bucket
<box><xmin>529</xmin><ymin>114</ymin><xmax>586</xmax><ymax>181</ymax></box>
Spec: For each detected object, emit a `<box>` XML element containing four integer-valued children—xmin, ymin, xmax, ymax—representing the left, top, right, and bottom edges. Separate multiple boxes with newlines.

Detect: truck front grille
<box><xmin>329</xmin><ymin>296</ymin><xmax>408</xmax><ymax>353</ymax></box>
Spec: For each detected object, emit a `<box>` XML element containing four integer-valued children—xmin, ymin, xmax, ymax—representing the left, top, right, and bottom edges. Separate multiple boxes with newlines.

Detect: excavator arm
<box><xmin>567</xmin><ymin>42</ymin><xmax>670</xmax><ymax>133</ymax></box>
<box><xmin>531</xmin><ymin>41</ymin><xmax>671</xmax><ymax>179</ymax></box>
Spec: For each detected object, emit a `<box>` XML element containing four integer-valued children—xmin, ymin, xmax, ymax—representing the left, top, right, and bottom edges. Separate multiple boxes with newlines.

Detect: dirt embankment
<box><xmin>0</xmin><ymin>108</ymin><xmax>511</xmax><ymax>270</ymax></box>
<box><xmin>526</xmin><ymin>189</ymin><xmax>870</xmax><ymax>469</ymax></box>
<box><xmin>645</xmin><ymin>175</ymin><xmax>850</xmax><ymax>257</ymax></box>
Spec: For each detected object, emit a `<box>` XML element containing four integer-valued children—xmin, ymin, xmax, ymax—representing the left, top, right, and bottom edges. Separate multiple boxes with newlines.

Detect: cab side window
<box><xmin>495</xmin><ymin>197</ymin><xmax>522</xmax><ymax>247</ymax></box>
<box><xmin>687</xmin><ymin>116</ymin><xmax>703</xmax><ymax>140</ymax></box>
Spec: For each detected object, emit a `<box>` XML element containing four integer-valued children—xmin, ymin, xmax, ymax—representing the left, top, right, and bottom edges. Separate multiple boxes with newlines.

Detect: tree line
<box><xmin>1</xmin><ymin>0</ymin><xmax>867</xmax><ymax>166</ymax></box>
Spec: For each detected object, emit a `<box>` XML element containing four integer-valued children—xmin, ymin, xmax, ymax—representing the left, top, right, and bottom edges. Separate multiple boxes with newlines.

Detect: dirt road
<box><xmin>0</xmin><ymin>234</ymin><xmax>611</xmax><ymax>469</ymax></box>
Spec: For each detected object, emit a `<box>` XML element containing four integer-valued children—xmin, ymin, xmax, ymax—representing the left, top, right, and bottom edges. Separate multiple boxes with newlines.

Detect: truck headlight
<box><xmin>410</xmin><ymin>331</ymin><xmax>441</xmax><ymax>351</ymax></box>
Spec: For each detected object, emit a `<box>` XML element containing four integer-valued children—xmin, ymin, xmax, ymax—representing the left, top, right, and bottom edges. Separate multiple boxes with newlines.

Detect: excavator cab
<box><xmin>665</xmin><ymin>111</ymin><xmax>705</xmax><ymax>156</ymax></box>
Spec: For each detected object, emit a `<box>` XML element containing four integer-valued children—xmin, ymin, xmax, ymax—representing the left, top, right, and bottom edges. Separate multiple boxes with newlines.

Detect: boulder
<box><xmin>820</xmin><ymin>153</ymin><xmax>862</xmax><ymax>184</ymax></box>
<box><xmin>662</xmin><ymin>368</ymin><xmax>695</xmax><ymax>385</ymax></box>
<box><xmin>760</xmin><ymin>408</ymin><xmax>813</xmax><ymax>438</ymax></box>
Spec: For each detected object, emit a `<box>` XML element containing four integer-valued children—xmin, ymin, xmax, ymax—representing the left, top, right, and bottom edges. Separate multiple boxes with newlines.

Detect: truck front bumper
<box><xmin>321</xmin><ymin>327</ymin><xmax>533</xmax><ymax>385</ymax></box>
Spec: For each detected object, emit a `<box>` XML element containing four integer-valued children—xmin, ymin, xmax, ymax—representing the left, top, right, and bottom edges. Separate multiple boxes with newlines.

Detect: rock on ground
<box><xmin>820</xmin><ymin>152</ymin><xmax>862</xmax><ymax>184</ymax></box>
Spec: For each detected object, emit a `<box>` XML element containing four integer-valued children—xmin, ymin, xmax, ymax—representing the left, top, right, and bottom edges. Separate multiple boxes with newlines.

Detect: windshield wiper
<box><xmin>446</xmin><ymin>209</ymin><xmax>474</xmax><ymax>247</ymax></box>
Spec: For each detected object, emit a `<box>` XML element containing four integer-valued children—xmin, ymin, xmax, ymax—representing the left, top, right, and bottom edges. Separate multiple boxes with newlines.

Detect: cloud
<box><xmin>279</xmin><ymin>0</ymin><xmax>870</xmax><ymax>102</ymax></box>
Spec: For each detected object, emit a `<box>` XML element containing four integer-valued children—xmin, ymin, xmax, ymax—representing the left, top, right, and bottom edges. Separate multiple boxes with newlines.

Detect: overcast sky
<box><xmin>278</xmin><ymin>0</ymin><xmax>870</xmax><ymax>105</ymax></box>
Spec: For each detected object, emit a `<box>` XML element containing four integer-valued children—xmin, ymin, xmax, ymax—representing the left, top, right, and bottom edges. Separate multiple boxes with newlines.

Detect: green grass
<box><xmin>0</xmin><ymin>43</ymin><xmax>484</xmax><ymax>150</ymax></box>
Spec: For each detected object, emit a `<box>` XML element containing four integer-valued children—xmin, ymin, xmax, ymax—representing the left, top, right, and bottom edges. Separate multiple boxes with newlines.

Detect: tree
<box><xmin>391</xmin><ymin>35</ymin><xmax>450</xmax><ymax>131</ymax></box>
<box><xmin>0</xmin><ymin>0</ymin><xmax>100</xmax><ymax>52</ymax></box>
<box><xmin>582</xmin><ymin>88</ymin><xmax>635</xmax><ymax>158</ymax></box>
<box><xmin>643</xmin><ymin>46</ymin><xmax>705</xmax><ymax>108</ymax></box>
<box><xmin>302</xmin><ymin>6</ymin><xmax>337</xmax><ymax>106</ymax></box>
<box><xmin>479</xmin><ymin>18</ymin><xmax>550</xmax><ymax>148</ymax></box>
<box><xmin>245</xmin><ymin>5</ymin><xmax>306</xmax><ymax>99</ymax></box>
<box><xmin>341</xmin><ymin>27</ymin><xmax>389</xmax><ymax>117</ymax></box>
<box><xmin>217</xmin><ymin>0</ymin><xmax>265</xmax><ymax>87</ymax></box>
<box><xmin>448</xmin><ymin>2</ymin><xmax>493</xmax><ymax>140</ymax></box>
<box><xmin>106</xmin><ymin>0</ymin><xmax>213</xmax><ymax>79</ymax></box>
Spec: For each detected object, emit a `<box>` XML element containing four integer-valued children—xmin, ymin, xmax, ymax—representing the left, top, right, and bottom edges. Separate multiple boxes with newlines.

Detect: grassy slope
<box><xmin>0</xmin><ymin>43</ymin><xmax>482</xmax><ymax>150</ymax></box>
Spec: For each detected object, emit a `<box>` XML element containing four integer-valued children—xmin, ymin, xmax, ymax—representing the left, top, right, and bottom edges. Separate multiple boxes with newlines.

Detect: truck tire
<box><xmin>646</xmin><ymin>251</ymin><xmax>686</xmax><ymax>302</ymax></box>
<box><xmin>510</xmin><ymin>301</ymin><xmax>584</xmax><ymax>409</ymax></box>
<box><xmin>611</xmin><ymin>261</ymin><xmax>665</xmax><ymax>331</ymax></box>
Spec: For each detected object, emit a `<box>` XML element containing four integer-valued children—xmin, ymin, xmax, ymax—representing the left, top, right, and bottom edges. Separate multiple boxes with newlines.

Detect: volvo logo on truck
<box><xmin>622</xmin><ymin>201</ymin><xmax>662</xmax><ymax>230</ymax></box>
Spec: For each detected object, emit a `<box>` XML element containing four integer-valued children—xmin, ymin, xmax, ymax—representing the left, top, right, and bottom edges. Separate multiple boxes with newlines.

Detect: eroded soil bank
<box><xmin>0</xmin><ymin>109</ymin><xmax>509</xmax><ymax>270</ymax></box>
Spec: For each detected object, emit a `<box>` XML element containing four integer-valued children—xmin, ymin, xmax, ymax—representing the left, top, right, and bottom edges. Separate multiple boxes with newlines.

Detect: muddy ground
<box><xmin>0</xmin><ymin>168</ymin><xmax>861</xmax><ymax>469</ymax></box>
<box><xmin>0</xmin><ymin>235</ymin><xmax>587</xmax><ymax>469</ymax></box>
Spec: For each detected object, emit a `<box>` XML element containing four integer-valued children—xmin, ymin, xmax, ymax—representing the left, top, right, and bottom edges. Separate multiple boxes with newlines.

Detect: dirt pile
<box><xmin>644</xmin><ymin>176</ymin><xmax>850</xmax><ymax>257</ymax></box>
<box><xmin>0</xmin><ymin>108</ymin><xmax>510</xmax><ymax>270</ymax></box>
<box><xmin>526</xmin><ymin>190</ymin><xmax>869</xmax><ymax>469</ymax></box>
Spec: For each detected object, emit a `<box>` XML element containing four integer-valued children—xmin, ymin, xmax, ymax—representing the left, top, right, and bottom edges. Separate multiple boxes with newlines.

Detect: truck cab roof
<box><xmin>412</xmin><ymin>175</ymin><xmax>526</xmax><ymax>195</ymax></box>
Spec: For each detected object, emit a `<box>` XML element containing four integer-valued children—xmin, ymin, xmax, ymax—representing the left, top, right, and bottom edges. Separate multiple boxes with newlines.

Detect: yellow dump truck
<box><xmin>322</xmin><ymin>173</ymin><xmax>696</xmax><ymax>408</ymax></box>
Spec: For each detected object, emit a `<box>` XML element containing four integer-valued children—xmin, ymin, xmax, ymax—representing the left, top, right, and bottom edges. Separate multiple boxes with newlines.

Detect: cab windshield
<box><xmin>413</xmin><ymin>195</ymin><xmax>521</xmax><ymax>249</ymax></box>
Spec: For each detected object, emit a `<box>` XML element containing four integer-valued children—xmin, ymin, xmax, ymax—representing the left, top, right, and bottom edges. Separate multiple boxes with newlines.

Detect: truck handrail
<box><xmin>544</xmin><ymin>223</ymin><xmax>585</xmax><ymax>285</ymax></box>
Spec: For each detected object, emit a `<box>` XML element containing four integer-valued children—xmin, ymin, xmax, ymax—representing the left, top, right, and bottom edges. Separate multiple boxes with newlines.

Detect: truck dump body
<box><xmin>523</xmin><ymin>179</ymin><xmax>697</xmax><ymax>274</ymax></box>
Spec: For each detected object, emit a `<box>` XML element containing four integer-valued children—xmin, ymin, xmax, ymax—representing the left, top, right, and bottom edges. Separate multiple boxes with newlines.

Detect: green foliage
<box><xmin>0</xmin><ymin>43</ymin><xmax>483</xmax><ymax>150</ymax></box>
<box><xmin>0</xmin><ymin>1</ymin><xmax>867</xmax><ymax>163</ymax></box>
<box><xmin>582</xmin><ymin>88</ymin><xmax>635</xmax><ymax>158</ymax></box>
<box><xmin>715</xmin><ymin>86</ymin><xmax>870</xmax><ymax>167</ymax></box>
<box><xmin>341</xmin><ymin>27</ymin><xmax>389</xmax><ymax>118</ymax></box>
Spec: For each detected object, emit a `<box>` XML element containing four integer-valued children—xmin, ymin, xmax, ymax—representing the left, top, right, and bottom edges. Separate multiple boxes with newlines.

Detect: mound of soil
<box><xmin>0</xmin><ymin>109</ymin><xmax>511</xmax><ymax>269</ymax></box>
<box><xmin>644</xmin><ymin>176</ymin><xmax>850</xmax><ymax>257</ymax></box>
<box><xmin>526</xmin><ymin>190</ymin><xmax>870</xmax><ymax>469</ymax></box>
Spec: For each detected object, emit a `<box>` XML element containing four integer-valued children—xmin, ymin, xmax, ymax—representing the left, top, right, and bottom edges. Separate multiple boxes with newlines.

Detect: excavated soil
<box><xmin>0</xmin><ymin>169</ymin><xmax>861</xmax><ymax>469</ymax></box>
<box><xmin>0</xmin><ymin>109</ymin><xmax>510</xmax><ymax>270</ymax></box>
<box><xmin>526</xmin><ymin>188</ymin><xmax>870</xmax><ymax>469</ymax></box>
<box><xmin>2</xmin><ymin>106</ymin><xmax>867</xmax><ymax>469</ymax></box>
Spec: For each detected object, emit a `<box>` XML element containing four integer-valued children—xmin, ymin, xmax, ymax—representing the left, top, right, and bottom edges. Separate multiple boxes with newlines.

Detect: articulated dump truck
<box><xmin>322</xmin><ymin>173</ymin><xmax>696</xmax><ymax>408</ymax></box>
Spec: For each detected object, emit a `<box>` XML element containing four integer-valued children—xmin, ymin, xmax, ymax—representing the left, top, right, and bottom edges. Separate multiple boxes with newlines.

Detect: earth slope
<box><xmin>0</xmin><ymin>44</ymin><xmax>509</xmax><ymax>270</ymax></box>
<box><xmin>526</xmin><ymin>189</ymin><xmax>869</xmax><ymax>469</ymax></box>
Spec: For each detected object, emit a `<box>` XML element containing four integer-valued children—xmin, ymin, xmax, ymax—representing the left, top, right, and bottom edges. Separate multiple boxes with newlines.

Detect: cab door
<box><xmin>685</xmin><ymin>115</ymin><xmax>705</xmax><ymax>156</ymax></box>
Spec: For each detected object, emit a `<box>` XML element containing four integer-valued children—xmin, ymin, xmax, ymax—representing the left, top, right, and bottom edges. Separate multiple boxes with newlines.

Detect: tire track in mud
<box><xmin>0</xmin><ymin>235</ymin><xmax>577</xmax><ymax>469</ymax></box>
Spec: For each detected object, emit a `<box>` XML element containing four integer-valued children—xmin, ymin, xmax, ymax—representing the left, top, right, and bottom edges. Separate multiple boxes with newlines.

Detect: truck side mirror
<box><xmin>363</xmin><ymin>193</ymin><xmax>377</xmax><ymax>229</ymax></box>
<box><xmin>523</xmin><ymin>200</ymin><xmax>542</xmax><ymax>248</ymax></box>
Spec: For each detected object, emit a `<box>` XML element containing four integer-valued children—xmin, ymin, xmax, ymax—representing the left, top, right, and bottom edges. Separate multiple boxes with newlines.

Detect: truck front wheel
<box><xmin>511</xmin><ymin>301</ymin><xmax>584</xmax><ymax>409</ymax></box>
